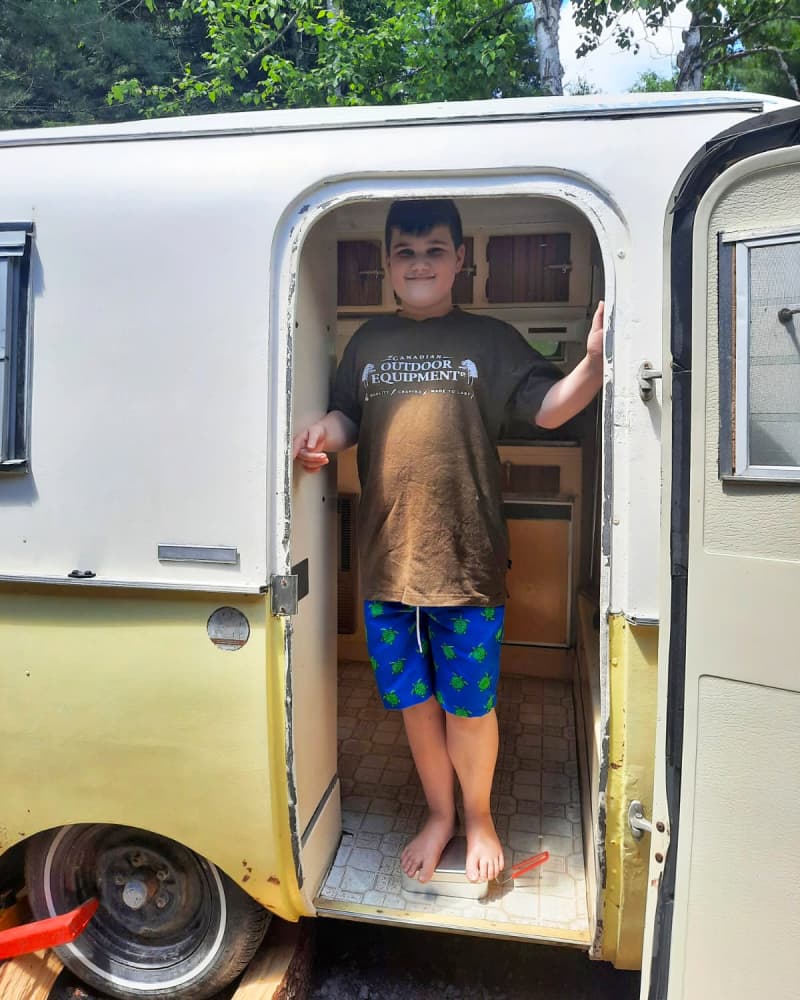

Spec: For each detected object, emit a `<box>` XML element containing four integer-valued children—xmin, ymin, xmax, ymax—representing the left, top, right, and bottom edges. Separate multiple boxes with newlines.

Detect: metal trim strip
<box><xmin>0</xmin><ymin>100</ymin><xmax>767</xmax><ymax>150</ymax></box>
<box><xmin>158</xmin><ymin>544</ymin><xmax>240</xmax><ymax>564</ymax></box>
<box><xmin>0</xmin><ymin>573</ymin><xmax>262</xmax><ymax>594</ymax></box>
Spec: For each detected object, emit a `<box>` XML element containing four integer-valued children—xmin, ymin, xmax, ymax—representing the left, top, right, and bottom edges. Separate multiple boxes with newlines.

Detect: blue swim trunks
<box><xmin>363</xmin><ymin>601</ymin><xmax>505</xmax><ymax>717</ymax></box>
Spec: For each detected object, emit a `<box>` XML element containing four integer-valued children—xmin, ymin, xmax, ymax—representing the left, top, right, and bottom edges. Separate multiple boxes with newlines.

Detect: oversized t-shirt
<box><xmin>331</xmin><ymin>309</ymin><xmax>563</xmax><ymax>607</ymax></box>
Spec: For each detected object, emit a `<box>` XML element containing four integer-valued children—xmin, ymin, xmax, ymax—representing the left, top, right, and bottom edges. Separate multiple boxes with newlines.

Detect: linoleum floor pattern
<box><xmin>317</xmin><ymin>662</ymin><xmax>589</xmax><ymax>934</ymax></box>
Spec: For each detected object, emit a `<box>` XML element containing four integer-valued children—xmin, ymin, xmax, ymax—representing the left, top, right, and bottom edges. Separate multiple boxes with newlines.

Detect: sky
<box><xmin>559</xmin><ymin>1</ymin><xmax>692</xmax><ymax>93</ymax></box>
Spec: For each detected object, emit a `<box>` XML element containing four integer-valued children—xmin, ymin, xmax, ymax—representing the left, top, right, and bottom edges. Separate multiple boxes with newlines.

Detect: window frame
<box><xmin>719</xmin><ymin>226</ymin><xmax>800</xmax><ymax>484</ymax></box>
<box><xmin>0</xmin><ymin>223</ymin><xmax>33</xmax><ymax>471</ymax></box>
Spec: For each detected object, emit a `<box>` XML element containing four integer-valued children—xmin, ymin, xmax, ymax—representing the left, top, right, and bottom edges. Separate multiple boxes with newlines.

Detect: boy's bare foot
<box><xmin>401</xmin><ymin>811</ymin><xmax>456</xmax><ymax>883</ymax></box>
<box><xmin>465</xmin><ymin>813</ymin><xmax>505</xmax><ymax>883</ymax></box>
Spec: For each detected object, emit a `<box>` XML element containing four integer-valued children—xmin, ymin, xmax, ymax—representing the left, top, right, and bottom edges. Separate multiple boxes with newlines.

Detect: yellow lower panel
<box><xmin>601</xmin><ymin>615</ymin><xmax>658</xmax><ymax>969</ymax></box>
<box><xmin>0</xmin><ymin>584</ymin><xmax>304</xmax><ymax>922</ymax></box>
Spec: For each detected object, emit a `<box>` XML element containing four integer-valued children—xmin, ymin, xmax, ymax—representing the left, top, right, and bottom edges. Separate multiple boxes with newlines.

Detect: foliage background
<box><xmin>1</xmin><ymin>0</ymin><xmax>798</xmax><ymax>129</ymax></box>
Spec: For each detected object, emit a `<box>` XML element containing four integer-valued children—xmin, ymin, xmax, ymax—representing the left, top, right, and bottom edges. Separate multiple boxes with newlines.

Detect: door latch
<box><xmin>638</xmin><ymin>362</ymin><xmax>662</xmax><ymax>402</ymax></box>
<box><xmin>628</xmin><ymin>800</ymin><xmax>653</xmax><ymax>840</ymax></box>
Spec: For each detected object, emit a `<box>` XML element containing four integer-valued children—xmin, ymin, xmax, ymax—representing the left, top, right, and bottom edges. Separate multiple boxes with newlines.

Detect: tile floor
<box><xmin>316</xmin><ymin>662</ymin><xmax>589</xmax><ymax>938</ymax></box>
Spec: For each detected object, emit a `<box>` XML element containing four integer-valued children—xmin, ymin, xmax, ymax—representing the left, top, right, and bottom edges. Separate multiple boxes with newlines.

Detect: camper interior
<box><xmin>291</xmin><ymin>194</ymin><xmax>605</xmax><ymax>946</ymax></box>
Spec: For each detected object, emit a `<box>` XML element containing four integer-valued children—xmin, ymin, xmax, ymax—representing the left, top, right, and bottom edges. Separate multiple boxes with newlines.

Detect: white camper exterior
<box><xmin>1</xmin><ymin>91</ymin><xmax>799</xmax><ymax>1000</ymax></box>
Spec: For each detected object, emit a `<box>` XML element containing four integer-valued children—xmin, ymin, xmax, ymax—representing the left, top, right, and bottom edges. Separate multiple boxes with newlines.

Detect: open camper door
<box><xmin>640</xmin><ymin>105</ymin><xmax>800</xmax><ymax>1000</ymax></box>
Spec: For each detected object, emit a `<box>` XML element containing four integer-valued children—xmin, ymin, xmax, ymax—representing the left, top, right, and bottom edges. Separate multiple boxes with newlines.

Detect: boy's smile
<box><xmin>387</xmin><ymin>224</ymin><xmax>465</xmax><ymax>320</ymax></box>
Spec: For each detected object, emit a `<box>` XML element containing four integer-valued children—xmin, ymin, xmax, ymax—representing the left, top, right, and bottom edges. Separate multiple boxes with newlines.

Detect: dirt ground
<box><xmin>308</xmin><ymin>919</ymin><xmax>641</xmax><ymax>1000</ymax></box>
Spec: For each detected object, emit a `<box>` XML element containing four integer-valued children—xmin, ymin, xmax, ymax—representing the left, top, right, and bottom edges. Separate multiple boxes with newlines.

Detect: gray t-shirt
<box><xmin>331</xmin><ymin>309</ymin><xmax>562</xmax><ymax>606</ymax></box>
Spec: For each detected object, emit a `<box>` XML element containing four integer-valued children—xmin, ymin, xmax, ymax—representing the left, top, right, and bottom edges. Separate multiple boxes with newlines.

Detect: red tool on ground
<box><xmin>0</xmin><ymin>898</ymin><xmax>99</xmax><ymax>960</ymax></box>
<box><xmin>498</xmin><ymin>850</ymin><xmax>550</xmax><ymax>885</ymax></box>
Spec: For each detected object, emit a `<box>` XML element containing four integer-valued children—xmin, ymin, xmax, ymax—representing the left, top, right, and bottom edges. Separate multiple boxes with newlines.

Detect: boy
<box><xmin>293</xmin><ymin>199</ymin><xmax>604</xmax><ymax>885</ymax></box>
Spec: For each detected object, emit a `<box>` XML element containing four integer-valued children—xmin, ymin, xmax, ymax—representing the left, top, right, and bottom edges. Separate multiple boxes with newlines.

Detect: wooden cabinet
<box><xmin>337</xmin><ymin>240</ymin><xmax>383</xmax><ymax>307</ymax></box>
<box><xmin>336</xmin><ymin>229</ymin><xmax>582</xmax><ymax>314</ymax></box>
<box><xmin>452</xmin><ymin>236</ymin><xmax>475</xmax><ymax>305</ymax></box>
<box><xmin>486</xmin><ymin>233</ymin><xmax>571</xmax><ymax>303</ymax></box>
<box><xmin>503</xmin><ymin>499</ymin><xmax>573</xmax><ymax>647</ymax></box>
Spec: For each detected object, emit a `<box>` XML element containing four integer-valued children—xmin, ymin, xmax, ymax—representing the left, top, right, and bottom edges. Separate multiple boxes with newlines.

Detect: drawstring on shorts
<box><xmin>416</xmin><ymin>606</ymin><xmax>423</xmax><ymax>654</ymax></box>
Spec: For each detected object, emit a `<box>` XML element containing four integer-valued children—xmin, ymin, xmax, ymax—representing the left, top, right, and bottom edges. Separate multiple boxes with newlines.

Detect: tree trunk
<box><xmin>533</xmin><ymin>0</ymin><xmax>564</xmax><ymax>96</ymax></box>
<box><xmin>676</xmin><ymin>11</ymin><xmax>704</xmax><ymax>90</ymax></box>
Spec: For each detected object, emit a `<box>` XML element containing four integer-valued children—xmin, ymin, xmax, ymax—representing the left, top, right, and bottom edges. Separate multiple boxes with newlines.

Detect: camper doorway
<box><xmin>289</xmin><ymin>193</ymin><xmax>606</xmax><ymax>948</ymax></box>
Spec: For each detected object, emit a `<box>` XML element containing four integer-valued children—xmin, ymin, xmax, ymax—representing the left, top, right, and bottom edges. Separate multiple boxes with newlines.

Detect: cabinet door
<box><xmin>486</xmin><ymin>233</ymin><xmax>571</xmax><ymax>303</ymax></box>
<box><xmin>337</xmin><ymin>240</ymin><xmax>383</xmax><ymax>306</ymax></box>
<box><xmin>453</xmin><ymin>236</ymin><xmax>475</xmax><ymax>305</ymax></box>
<box><xmin>503</xmin><ymin>501</ymin><xmax>572</xmax><ymax>645</ymax></box>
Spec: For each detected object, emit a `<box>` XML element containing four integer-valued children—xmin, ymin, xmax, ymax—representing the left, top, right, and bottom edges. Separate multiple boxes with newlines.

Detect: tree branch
<box><xmin>244</xmin><ymin>11</ymin><xmax>301</xmax><ymax>73</ymax></box>
<box><xmin>462</xmin><ymin>0</ymin><xmax>529</xmax><ymax>43</ymax></box>
<box><xmin>705</xmin><ymin>44</ymin><xmax>800</xmax><ymax>99</ymax></box>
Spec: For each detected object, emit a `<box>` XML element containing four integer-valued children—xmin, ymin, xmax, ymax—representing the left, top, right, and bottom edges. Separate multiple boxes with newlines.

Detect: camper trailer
<box><xmin>1</xmin><ymin>91</ymin><xmax>799</xmax><ymax>1000</ymax></box>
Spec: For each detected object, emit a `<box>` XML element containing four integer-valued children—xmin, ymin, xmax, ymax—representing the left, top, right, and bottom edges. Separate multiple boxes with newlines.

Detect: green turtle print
<box><xmin>451</xmin><ymin>614</ymin><xmax>469</xmax><ymax>635</ymax></box>
<box><xmin>363</xmin><ymin>600</ymin><xmax>505</xmax><ymax>716</ymax></box>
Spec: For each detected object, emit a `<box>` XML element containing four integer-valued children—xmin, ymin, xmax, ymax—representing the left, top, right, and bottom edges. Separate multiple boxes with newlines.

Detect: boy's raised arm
<box><xmin>292</xmin><ymin>409</ymin><xmax>359</xmax><ymax>472</ymax></box>
<box><xmin>535</xmin><ymin>301</ymin><xmax>605</xmax><ymax>430</ymax></box>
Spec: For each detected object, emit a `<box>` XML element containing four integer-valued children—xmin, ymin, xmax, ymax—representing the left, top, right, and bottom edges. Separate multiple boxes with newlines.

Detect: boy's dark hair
<box><xmin>385</xmin><ymin>199</ymin><xmax>463</xmax><ymax>253</ymax></box>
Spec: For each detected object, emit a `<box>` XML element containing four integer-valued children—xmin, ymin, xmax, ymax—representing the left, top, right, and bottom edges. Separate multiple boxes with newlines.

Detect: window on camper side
<box><xmin>0</xmin><ymin>226</ymin><xmax>32</xmax><ymax>469</ymax></box>
<box><xmin>719</xmin><ymin>231</ymin><xmax>800</xmax><ymax>483</ymax></box>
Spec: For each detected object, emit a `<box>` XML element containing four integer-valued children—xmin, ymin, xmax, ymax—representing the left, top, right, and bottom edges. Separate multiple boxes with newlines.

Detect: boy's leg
<box><xmin>428</xmin><ymin>605</ymin><xmax>506</xmax><ymax>883</ymax></box>
<box><xmin>362</xmin><ymin>601</ymin><xmax>457</xmax><ymax>882</ymax></box>
<box><xmin>446</xmin><ymin>710</ymin><xmax>504</xmax><ymax>882</ymax></box>
<box><xmin>399</xmin><ymin>698</ymin><xmax>457</xmax><ymax>883</ymax></box>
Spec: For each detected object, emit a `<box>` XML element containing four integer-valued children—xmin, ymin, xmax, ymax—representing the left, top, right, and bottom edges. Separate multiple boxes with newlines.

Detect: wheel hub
<box><xmin>121</xmin><ymin>879</ymin><xmax>150</xmax><ymax>911</ymax></box>
<box><xmin>99</xmin><ymin>844</ymin><xmax>189</xmax><ymax>936</ymax></box>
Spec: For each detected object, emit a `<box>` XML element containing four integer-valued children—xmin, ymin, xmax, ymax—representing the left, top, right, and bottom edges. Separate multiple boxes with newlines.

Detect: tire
<box><xmin>25</xmin><ymin>824</ymin><xmax>271</xmax><ymax>1000</ymax></box>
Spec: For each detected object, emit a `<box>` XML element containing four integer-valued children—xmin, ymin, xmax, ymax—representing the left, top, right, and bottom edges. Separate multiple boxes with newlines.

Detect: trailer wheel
<box><xmin>25</xmin><ymin>824</ymin><xmax>271</xmax><ymax>1000</ymax></box>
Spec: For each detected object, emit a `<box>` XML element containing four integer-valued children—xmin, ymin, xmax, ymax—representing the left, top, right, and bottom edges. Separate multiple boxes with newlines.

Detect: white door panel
<box><xmin>643</xmin><ymin>113</ymin><xmax>800</xmax><ymax>1000</ymax></box>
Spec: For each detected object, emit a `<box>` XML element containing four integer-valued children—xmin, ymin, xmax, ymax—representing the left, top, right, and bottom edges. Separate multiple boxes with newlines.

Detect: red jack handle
<box><xmin>0</xmin><ymin>898</ymin><xmax>99</xmax><ymax>960</ymax></box>
<box><xmin>509</xmin><ymin>850</ymin><xmax>550</xmax><ymax>879</ymax></box>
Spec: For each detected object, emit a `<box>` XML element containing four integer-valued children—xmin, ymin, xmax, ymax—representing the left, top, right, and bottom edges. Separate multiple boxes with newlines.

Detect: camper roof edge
<box><xmin>0</xmin><ymin>91</ymin><xmax>787</xmax><ymax>149</ymax></box>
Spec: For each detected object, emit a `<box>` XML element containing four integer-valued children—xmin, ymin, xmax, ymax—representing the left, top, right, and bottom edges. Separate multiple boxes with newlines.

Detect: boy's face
<box><xmin>386</xmin><ymin>224</ymin><xmax>465</xmax><ymax>320</ymax></box>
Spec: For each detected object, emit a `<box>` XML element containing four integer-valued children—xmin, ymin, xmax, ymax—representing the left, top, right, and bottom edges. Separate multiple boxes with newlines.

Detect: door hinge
<box><xmin>270</xmin><ymin>559</ymin><xmax>309</xmax><ymax>616</ymax></box>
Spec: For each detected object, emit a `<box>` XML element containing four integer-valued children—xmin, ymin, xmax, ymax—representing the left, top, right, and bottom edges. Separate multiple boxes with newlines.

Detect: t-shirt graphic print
<box><xmin>362</xmin><ymin>353</ymin><xmax>479</xmax><ymax>399</ymax></box>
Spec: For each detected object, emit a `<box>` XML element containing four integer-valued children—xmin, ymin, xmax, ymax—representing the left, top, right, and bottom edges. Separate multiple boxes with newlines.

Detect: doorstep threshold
<box><xmin>314</xmin><ymin>896</ymin><xmax>590</xmax><ymax>947</ymax></box>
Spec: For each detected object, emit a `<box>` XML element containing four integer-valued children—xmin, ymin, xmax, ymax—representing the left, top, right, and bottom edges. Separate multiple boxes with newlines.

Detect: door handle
<box><xmin>638</xmin><ymin>361</ymin><xmax>663</xmax><ymax>402</ymax></box>
<box><xmin>628</xmin><ymin>800</ymin><xmax>653</xmax><ymax>840</ymax></box>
